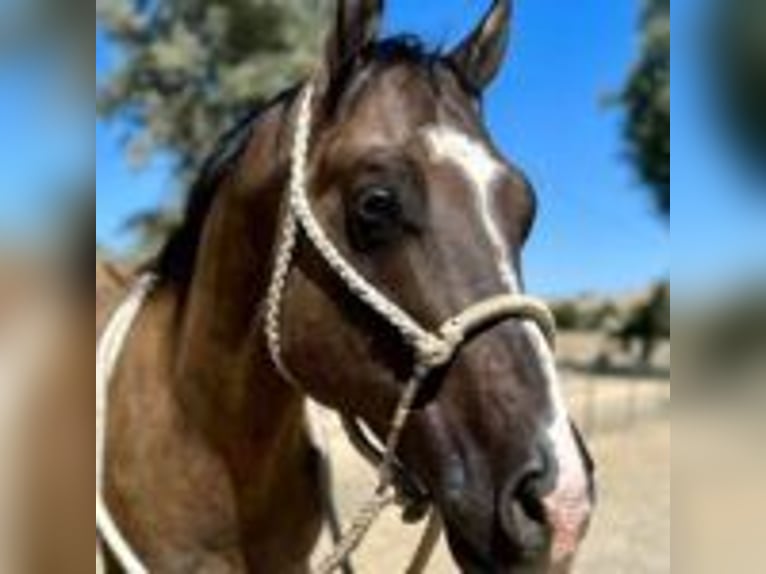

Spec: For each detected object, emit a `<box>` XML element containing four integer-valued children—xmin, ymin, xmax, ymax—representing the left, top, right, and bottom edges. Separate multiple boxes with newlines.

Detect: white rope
<box><xmin>96</xmin><ymin>275</ymin><xmax>155</xmax><ymax>574</ymax></box>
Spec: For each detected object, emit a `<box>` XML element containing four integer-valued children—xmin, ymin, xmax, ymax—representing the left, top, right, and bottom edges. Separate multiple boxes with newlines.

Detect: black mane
<box><xmin>326</xmin><ymin>35</ymin><xmax>471</xmax><ymax>115</ymax></box>
<box><xmin>367</xmin><ymin>35</ymin><xmax>444</xmax><ymax>67</ymax></box>
<box><xmin>365</xmin><ymin>36</ymin><xmax>478</xmax><ymax>97</ymax></box>
<box><xmin>153</xmin><ymin>86</ymin><xmax>300</xmax><ymax>285</ymax></box>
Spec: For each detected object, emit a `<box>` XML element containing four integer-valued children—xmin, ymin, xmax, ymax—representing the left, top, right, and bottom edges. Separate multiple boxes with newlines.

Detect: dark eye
<box><xmin>357</xmin><ymin>186</ymin><xmax>401</xmax><ymax>222</ymax></box>
<box><xmin>347</xmin><ymin>185</ymin><xmax>404</xmax><ymax>251</ymax></box>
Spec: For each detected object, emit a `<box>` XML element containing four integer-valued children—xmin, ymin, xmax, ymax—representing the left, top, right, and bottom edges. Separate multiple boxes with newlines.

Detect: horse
<box><xmin>96</xmin><ymin>0</ymin><xmax>595</xmax><ymax>571</ymax></box>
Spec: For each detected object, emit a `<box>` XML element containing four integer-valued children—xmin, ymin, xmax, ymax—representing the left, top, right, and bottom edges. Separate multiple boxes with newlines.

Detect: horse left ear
<box><xmin>321</xmin><ymin>0</ymin><xmax>383</xmax><ymax>84</ymax></box>
<box><xmin>448</xmin><ymin>0</ymin><xmax>512</xmax><ymax>93</ymax></box>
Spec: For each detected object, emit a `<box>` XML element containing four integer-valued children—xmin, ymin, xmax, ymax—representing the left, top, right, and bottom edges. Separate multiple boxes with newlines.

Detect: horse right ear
<box><xmin>319</xmin><ymin>0</ymin><xmax>383</xmax><ymax>87</ymax></box>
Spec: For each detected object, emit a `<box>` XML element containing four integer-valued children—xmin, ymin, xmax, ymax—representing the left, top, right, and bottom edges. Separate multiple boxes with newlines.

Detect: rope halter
<box><xmin>264</xmin><ymin>83</ymin><xmax>558</xmax><ymax>574</ymax></box>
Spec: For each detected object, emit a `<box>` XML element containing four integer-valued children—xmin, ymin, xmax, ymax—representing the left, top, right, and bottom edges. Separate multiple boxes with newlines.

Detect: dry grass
<box><xmin>574</xmin><ymin>403</ymin><xmax>670</xmax><ymax>574</ymax></box>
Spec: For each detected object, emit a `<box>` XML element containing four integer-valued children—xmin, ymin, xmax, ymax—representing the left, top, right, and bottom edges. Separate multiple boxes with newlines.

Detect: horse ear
<box><xmin>448</xmin><ymin>0</ymin><xmax>512</xmax><ymax>92</ymax></box>
<box><xmin>321</xmin><ymin>0</ymin><xmax>383</xmax><ymax>82</ymax></box>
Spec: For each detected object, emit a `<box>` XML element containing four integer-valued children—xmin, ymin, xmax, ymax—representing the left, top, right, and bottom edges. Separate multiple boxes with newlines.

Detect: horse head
<box><xmin>270</xmin><ymin>1</ymin><xmax>596</xmax><ymax>571</ymax></box>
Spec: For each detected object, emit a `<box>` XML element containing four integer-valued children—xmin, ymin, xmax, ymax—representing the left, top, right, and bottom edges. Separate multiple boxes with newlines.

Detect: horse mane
<box><xmin>153</xmin><ymin>86</ymin><xmax>300</xmax><ymax>286</ymax></box>
<box><xmin>326</xmin><ymin>36</ymin><xmax>465</xmax><ymax>115</ymax></box>
<box><xmin>152</xmin><ymin>37</ymin><xmax>462</xmax><ymax>288</ymax></box>
<box><xmin>365</xmin><ymin>36</ymin><xmax>444</xmax><ymax>70</ymax></box>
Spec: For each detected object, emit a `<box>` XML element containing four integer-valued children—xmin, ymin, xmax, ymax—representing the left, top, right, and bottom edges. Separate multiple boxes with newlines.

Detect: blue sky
<box><xmin>0</xmin><ymin>44</ymin><xmax>90</xmax><ymax>244</ymax></box>
<box><xmin>11</xmin><ymin>0</ymin><xmax>765</xmax><ymax>298</ymax></box>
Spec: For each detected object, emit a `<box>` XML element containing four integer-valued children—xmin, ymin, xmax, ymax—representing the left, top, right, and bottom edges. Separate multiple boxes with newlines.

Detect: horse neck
<box><xmin>165</xmin><ymin>102</ymin><xmax>305</xmax><ymax>463</ymax></box>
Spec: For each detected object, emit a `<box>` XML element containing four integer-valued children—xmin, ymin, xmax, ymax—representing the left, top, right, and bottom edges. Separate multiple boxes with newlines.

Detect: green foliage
<box><xmin>620</xmin><ymin>0</ymin><xmax>670</xmax><ymax>218</ymax></box>
<box><xmin>551</xmin><ymin>302</ymin><xmax>581</xmax><ymax>331</ymax></box>
<box><xmin>1</xmin><ymin>0</ymin><xmax>91</xmax><ymax>94</ymax></box>
<box><xmin>612</xmin><ymin>281</ymin><xmax>669</xmax><ymax>364</ymax></box>
<box><xmin>689</xmin><ymin>281</ymin><xmax>766</xmax><ymax>378</ymax></box>
<box><xmin>97</xmin><ymin>0</ymin><xmax>328</xmax><ymax>183</ymax></box>
<box><xmin>1</xmin><ymin>0</ymin><xmax>87</xmax><ymax>54</ymax></box>
<box><xmin>649</xmin><ymin>281</ymin><xmax>670</xmax><ymax>336</ymax></box>
<box><xmin>713</xmin><ymin>0</ymin><xmax>766</xmax><ymax>169</ymax></box>
<box><xmin>120</xmin><ymin>208</ymin><xmax>182</xmax><ymax>258</ymax></box>
<box><xmin>616</xmin><ymin>282</ymin><xmax>669</xmax><ymax>339</ymax></box>
<box><xmin>551</xmin><ymin>300</ymin><xmax>619</xmax><ymax>332</ymax></box>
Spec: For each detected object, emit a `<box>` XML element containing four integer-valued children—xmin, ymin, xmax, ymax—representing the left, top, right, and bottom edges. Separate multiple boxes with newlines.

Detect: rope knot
<box><xmin>415</xmin><ymin>333</ymin><xmax>460</xmax><ymax>369</ymax></box>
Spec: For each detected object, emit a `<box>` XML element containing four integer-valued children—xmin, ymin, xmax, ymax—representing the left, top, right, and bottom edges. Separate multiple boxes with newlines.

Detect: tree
<box><xmin>611</xmin><ymin>282</ymin><xmax>670</xmax><ymax>366</ymax></box>
<box><xmin>120</xmin><ymin>208</ymin><xmax>181</xmax><ymax>259</ymax></box>
<box><xmin>0</xmin><ymin>0</ymin><xmax>90</xmax><ymax>83</ymax></box>
<box><xmin>97</xmin><ymin>0</ymin><xmax>328</xmax><ymax>183</ymax></box>
<box><xmin>713</xmin><ymin>0</ymin><xmax>766</xmax><ymax>173</ymax></box>
<box><xmin>619</xmin><ymin>0</ymin><xmax>670</xmax><ymax>218</ymax></box>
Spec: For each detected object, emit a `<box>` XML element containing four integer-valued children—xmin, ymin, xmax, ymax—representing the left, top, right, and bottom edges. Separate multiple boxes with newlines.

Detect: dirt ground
<box><xmin>573</xmin><ymin>388</ymin><xmax>670</xmax><ymax>574</ymax></box>
<box><xmin>312</xmin><ymin>361</ymin><xmax>671</xmax><ymax>574</ymax></box>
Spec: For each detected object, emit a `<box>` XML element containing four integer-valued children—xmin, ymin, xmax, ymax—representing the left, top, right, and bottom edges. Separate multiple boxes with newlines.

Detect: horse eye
<box><xmin>347</xmin><ymin>185</ymin><xmax>404</xmax><ymax>251</ymax></box>
<box><xmin>355</xmin><ymin>186</ymin><xmax>401</xmax><ymax>223</ymax></box>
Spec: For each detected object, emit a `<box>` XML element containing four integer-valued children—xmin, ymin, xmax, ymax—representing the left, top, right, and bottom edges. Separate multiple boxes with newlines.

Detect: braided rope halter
<box><xmin>95</xmin><ymin>81</ymin><xmax>557</xmax><ymax>574</ymax></box>
<box><xmin>264</xmin><ymin>83</ymin><xmax>558</xmax><ymax>574</ymax></box>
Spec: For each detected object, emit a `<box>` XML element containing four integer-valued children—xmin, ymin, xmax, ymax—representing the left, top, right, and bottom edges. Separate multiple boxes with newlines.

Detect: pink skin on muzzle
<box><xmin>527</xmin><ymin>324</ymin><xmax>593</xmax><ymax>569</ymax></box>
<box><xmin>543</xmin><ymin>416</ymin><xmax>593</xmax><ymax>567</ymax></box>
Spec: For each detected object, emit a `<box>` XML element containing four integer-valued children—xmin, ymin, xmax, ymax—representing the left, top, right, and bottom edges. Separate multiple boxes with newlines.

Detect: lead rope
<box><xmin>95</xmin><ymin>274</ymin><xmax>351</xmax><ymax>574</ymax></box>
<box><xmin>264</xmin><ymin>83</ymin><xmax>557</xmax><ymax>574</ymax></box>
<box><xmin>96</xmin><ymin>275</ymin><xmax>156</xmax><ymax>574</ymax></box>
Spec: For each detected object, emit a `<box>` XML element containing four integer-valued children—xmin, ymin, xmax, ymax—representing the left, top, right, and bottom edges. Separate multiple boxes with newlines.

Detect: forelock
<box><xmin>324</xmin><ymin>35</ymin><xmax>475</xmax><ymax>118</ymax></box>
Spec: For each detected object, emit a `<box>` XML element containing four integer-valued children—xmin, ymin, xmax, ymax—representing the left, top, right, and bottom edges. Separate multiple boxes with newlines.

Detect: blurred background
<box><xmin>0</xmin><ymin>0</ymin><xmax>764</xmax><ymax>570</ymax></box>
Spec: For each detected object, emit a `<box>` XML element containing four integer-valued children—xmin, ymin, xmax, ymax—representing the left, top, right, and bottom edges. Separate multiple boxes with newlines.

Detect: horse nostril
<box><xmin>499</xmin><ymin>473</ymin><xmax>551</xmax><ymax>559</ymax></box>
<box><xmin>501</xmin><ymin>501</ymin><xmax>548</xmax><ymax>561</ymax></box>
<box><xmin>517</xmin><ymin>473</ymin><xmax>549</xmax><ymax>524</ymax></box>
<box><xmin>499</xmin><ymin>446</ymin><xmax>559</xmax><ymax>559</ymax></box>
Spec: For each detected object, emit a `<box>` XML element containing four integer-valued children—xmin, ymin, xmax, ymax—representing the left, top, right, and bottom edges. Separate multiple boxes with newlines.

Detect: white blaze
<box><xmin>423</xmin><ymin>125</ymin><xmax>592</xmax><ymax>564</ymax></box>
<box><xmin>524</xmin><ymin>324</ymin><xmax>593</xmax><ymax>564</ymax></box>
<box><xmin>422</xmin><ymin>126</ymin><xmax>519</xmax><ymax>291</ymax></box>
